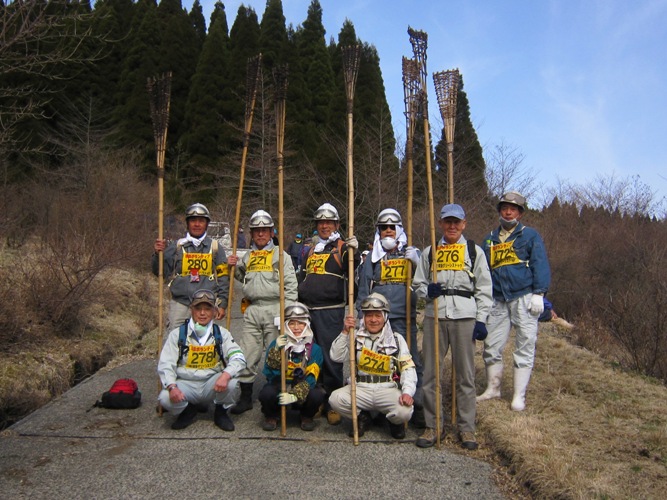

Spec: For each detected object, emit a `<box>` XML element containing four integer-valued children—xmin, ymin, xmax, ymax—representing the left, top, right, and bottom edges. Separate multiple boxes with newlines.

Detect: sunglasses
<box><xmin>378</xmin><ymin>224</ymin><xmax>396</xmax><ymax>231</ymax></box>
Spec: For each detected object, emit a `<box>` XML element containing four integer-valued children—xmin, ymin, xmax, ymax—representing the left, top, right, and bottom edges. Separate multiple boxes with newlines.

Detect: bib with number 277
<box><xmin>380</xmin><ymin>258</ymin><xmax>409</xmax><ymax>283</ymax></box>
<box><xmin>490</xmin><ymin>241</ymin><xmax>521</xmax><ymax>269</ymax></box>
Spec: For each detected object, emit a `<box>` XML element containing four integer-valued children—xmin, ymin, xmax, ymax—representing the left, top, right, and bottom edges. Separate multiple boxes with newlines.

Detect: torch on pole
<box><xmin>343</xmin><ymin>44</ymin><xmax>361</xmax><ymax>445</ymax></box>
<box><xmin>147</xmin><ymin>71</ymin><xmax>172</xmax><ymax>416</ymax></box>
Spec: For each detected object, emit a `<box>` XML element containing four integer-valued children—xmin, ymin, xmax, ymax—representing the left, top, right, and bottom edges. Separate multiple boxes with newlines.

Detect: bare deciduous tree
<box><xmin>484</xmin><ymin>140</ymin><xmax>540</xmax><ymax>201</ymax></box>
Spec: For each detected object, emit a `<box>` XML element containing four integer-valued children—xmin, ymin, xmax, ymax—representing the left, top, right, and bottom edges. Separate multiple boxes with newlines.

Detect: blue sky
<box><xmin>189</xmin><ymin>0</ymin><xmax>667</xmax><ymax>206</ymax></box>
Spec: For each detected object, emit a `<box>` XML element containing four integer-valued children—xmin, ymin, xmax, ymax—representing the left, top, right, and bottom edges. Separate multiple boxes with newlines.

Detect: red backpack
<box><xmin>95</xmin><ymin>378</ymin><xmax>142</xmax><ymax>409</ymax></box>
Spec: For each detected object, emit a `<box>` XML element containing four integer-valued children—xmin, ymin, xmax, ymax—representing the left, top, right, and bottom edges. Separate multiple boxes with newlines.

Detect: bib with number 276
<box><xmin>435</xmin><ymin>244</ymin><xmax>465</xmax><ymax>271</ymax></box>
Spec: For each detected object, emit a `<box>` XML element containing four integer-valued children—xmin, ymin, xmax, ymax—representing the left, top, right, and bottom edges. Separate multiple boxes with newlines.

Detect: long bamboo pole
<box><xmin>273</xmin><ymin>65</ymin><xmax>289</xmax><ymax>437</ymax></box>
<box><xmin>343</xmin><ymin>45</ymin><xmax>361</xmax><ymax>445</ymax></box>
<box><xmin>409</xmin><ymin>27</ymin><xmax>443</xmax><ymax>449</ymax></box>
<box><xmin>402</xmin><ymin>57</ymin><xmax>420</xmax><ymax>431</ymax></box>
<box><xmin>227</xmin><ymin>55</ymin><xmax>262</xmax><ymax>330</ymax></box>
<box><xmin>434</xmin><ymin>69</ymin><xmax>461</xmax><ymax>428</ymax></box>
<box><xmin>147</xmin><ymin>72</ymin><xmax>172</xmax><ymax>416</ymax></box>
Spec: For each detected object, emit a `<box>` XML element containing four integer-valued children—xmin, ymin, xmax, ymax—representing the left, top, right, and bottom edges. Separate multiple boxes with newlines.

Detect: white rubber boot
<box><xmin>511</xmin><ymin>367</ymin><xmax>532</xmax><ymax>411</ymax></box>
<box><xmin>476</xmin><ymin>364</ymin><xmax>503</xmax><ymax>402</ymax></box>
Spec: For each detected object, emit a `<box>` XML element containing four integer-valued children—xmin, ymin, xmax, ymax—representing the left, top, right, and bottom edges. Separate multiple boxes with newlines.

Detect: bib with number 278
<box><xmin>185</xmin><ymin>344</ymin><xmax>218</xmax><ymax>369</ymax></box>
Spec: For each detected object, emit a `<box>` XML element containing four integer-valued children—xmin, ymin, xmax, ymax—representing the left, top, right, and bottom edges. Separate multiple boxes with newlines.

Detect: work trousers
<box><xmin>233</xmin><ymin>302</ymin><xmax>280</xmax><ymax>384</ymax></box>
<box><xmin>158</xmin><ymin>375</ymin><xmax>240</xmax><ymax>414</ymax></box>
<box><xmin>483</xmin><ymin>294</ymin><xmax>538</xmax><ymax>369</ymax></box>
<box><xmin>309</xmin><ymin>307</ymin><xmax>346</xmax><ymax>395</ymax></box>
<box><xmin>328</xmin><ymin>382</ymin><xmax>413</xmax><ymax>424</ymax></box>
<box><xmin>422</xmin><ymin>317</ymin><xmax>476</xmax><ymax>433</ymax></box>
<box><xmin>259</xmin><ymin>382</ymin><xmax>326</xmax><ymax>419</ymax></box>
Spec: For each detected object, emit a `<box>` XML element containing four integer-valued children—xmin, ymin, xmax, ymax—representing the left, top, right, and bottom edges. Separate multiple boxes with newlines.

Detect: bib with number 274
<box><xmin>357</xmin><ymin>346</ymin><xmax>391</xmax><ymax>376</ymax></box>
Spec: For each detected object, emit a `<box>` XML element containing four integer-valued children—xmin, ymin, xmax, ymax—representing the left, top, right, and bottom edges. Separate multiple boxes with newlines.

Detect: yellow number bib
<box><xmin>247</xmin><ymin>249</ymin><xmax>274</xmax><ymax>273</ymax></box>
<box><xmin>286</xmin><ymin>360</ymin><xmax>300</xmax><ymax>379</ymax></box>
<box><xmin>185</xmin><ymin>344</ymin><xmax>218</xmax><ymax>369</ymax></box>
<box><xmin>215</xmin><ymin>263</ymin><xmax>229</xmax><ymax>276</ymax></box>
<box><xmin>182</xmin><ymin>253</ymin><xmax>213</xmax><ymax>276</ymax></box>
<box><xmin>490</xmin><ymin>241</ymin><xmax>521</xmax><ymax>269</ymax></box>
<box><xmin>380</xmin><ymin>258</ymin><xmax>409</xmax><ymax>283</ymax></box>
<box><xmin>358</xmin><ymin>347</ymin><xmax>391</xmax><ymax>376</ymax></box>
<box><xmin>435</xmin><ymin>244</ymin><xmax>465</xmax><ymax>271</ymax></box>
<box><xmin>305</xmin><ymin>253</ymin><xmax>330</xmax><ymax>275</ymax></box>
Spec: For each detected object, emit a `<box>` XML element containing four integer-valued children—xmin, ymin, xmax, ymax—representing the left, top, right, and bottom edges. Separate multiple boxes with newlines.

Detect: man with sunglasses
<box><xmin>413</xmin><ymin>203</ymin><xmax>493</xmax><ymax>450</ymax></box>
<box><xmin>158</xmin><ymin>289</ymin><xmax>246</xmax><ymax>431</ymax></box>
<box><xmin>477</xmin><ymin>192</ymin><xmax>551</xmax><ymax>412</ymax></box>
<box><xmin>153</xmin><ymin>203</ymin><xmax>230</xmax><ymax>334</ymax></box>
<box><xmin>297</xmin><ymin>203</ymin><xmax>360</xmax><ymax>425</ymax></box>
<box><xmin>225</xmin><ymin>210</ymin><xmax>298</xmax><ymax>415</ymax></box>
<box><xmin>356</xmin><ymin>208</ymin><xmax>425</xmax><ymax>427</ymax></box>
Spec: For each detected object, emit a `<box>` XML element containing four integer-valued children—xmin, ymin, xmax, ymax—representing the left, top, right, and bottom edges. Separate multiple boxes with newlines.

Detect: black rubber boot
<box><xmin>348</xmin><ymin>410</ymin><xmax>372</xmax><ymax>437</ymax></box>
<box><xmin>231</xmin><ymin>382</ymin><xmax>253</xmax><ymax>414</ymax></box>
<box><xmin>171</xmin><ymin>403</ymin><xmax>198</xmax><ymax>430</ymax></box>
<box><xmin>389</xmin><ymin>421</ymin><xmax>406</xmax><ymax>439</ymax></box>
<box><xmin>214</xmin><ymin>405</ymin><xmax>235</xmax><ymax>431</ymax></box>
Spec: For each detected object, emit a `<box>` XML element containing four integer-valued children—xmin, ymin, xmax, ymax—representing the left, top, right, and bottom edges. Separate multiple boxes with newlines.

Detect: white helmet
<box><xmin>376</xmin><ymin>208</ymin><xmax>402</xmax><ymax>227</ymax></box>
<box><xmin>249</xmin><ymin>210</ymin><xmax>274</xmax><ymax>228</ymax></box>
<box><xmin>360</xmin><ymin>292</ymin><xmax>390</xmax><ymax>313</ymax></box>
<box><xmin>285</xmin><ymin>302</ymin><xmax>310</xmax><ymax>322</ymax></box>
<box><xmin>185</xmin><ymin>203</ymin><xmax>211</xmax><ymax>221</ymax></box>
<box><xmin>313</xmin><ymin>203</ymin><xmax>339</xmax><ymax>222</ymax></box>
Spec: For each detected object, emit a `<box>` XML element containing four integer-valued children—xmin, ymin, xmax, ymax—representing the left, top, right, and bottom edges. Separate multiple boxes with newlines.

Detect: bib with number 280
<box><xmin>185</xmin><ymin>344</ymin><xmax>218</xmax><ymax>369</ymax></box>
<box><xmin>247</xmin><ymin>249</ymin><xmax>274</xmax><ymax>273</ymax></box>
<box><xmin>490</xmin><ymin>241</ymin><xmax>521</xmax><ymax>269</ymax></box>
<box><xmin>182</xmin><ymin>253</ymin><xmax>213</xmax><ymax>276</ymax></box>
<box><xmin>435</xmin><ymin>244</ymin><xmax>465</xmax><ymax>271</ymax></box>
<box><xmin>357</xmin><ymin>347</ymin><xmax>391</xmax><ymax>376</ymax></box>
<box><xmin>380</xmin><ymin>258</ymin><xmax>409</xmax><ymax>283</ymax></box>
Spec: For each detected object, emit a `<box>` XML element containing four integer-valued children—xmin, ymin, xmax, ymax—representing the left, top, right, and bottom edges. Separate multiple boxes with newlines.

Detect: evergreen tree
<box><xmin>189</xmin><ymin>0</ymin><xmax>207</xmax><ymax>50</ymax></box>
<box><xmin>259</xmin><ymin>0</ymin><xmax>289</xmax><ymax>69</ymax></box>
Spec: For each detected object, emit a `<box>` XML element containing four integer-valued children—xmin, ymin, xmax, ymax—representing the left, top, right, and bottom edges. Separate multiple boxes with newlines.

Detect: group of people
<box><xmin>152</xmin><ymin>191</ymin><xmax>551</xmax><ymax>450</ymax></box>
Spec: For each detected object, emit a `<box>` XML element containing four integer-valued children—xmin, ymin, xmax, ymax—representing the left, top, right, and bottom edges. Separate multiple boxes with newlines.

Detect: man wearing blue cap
<box><xmin>413</xmin><ymin>203</ymin><xmax>492</xmax><ymax>449</ymax></box>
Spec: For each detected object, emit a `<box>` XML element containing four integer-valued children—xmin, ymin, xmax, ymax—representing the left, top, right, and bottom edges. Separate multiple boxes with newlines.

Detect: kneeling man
<box><xmin>158</xmin><ymin>289</ymin><xmax>247</xmax><ymax>431</ymax></box>
<box><xmin>328</xmin><ymin>293</ymin><xmax>416</xmax><ymax>439</ymax></box>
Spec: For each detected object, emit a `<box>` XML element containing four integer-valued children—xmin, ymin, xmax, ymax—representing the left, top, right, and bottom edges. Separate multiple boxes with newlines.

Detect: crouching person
<box><xmin>158</xmin><ymin>289</ymin><xmax>247</xmax><ymax>431</ymax></box>
<box><xmin>328</xmin><ymin>293</ymin><xmax>416</xmax><ymax>439</ymax></box>
<box><xmin>259</xmin><ymin>303</ymin><xmax>326</xmax><ymax>432</ymax></box>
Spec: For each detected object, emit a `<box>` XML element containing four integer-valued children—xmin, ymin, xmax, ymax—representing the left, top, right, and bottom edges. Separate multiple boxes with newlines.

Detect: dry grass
<box><xmin>473</xmin><ymin>323</ymin><xmax>667</xmax><ymax>499</ymax></box>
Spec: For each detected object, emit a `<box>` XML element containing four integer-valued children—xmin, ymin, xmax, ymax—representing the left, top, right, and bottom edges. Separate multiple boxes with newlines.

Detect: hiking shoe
<box><xmin>327</xmin><ymin>410</ymin><xmax>342</xmax><ymax>425</ymax></box>
<box><xmin>348</xmin><ymin>411</ymin><xmax>371</xmax><ymax>437</ymax></box>
<box><xmin>415</xmin><ymin>428</ymin><xmax>440</xmax><ymax>448</ymax></box>
<box><xmin>213</xmin><ymin>405</ymin><xmax>235</xmax><ymax>432</ymax></box>
<box><xmin>389</xmin><ymin>422</ymin><xmax>406</xmax><ymax>440</ymax></box>
<box><xmin>460</xmin><ymin>431</ymin><xmax>478</xmax><ymax>451</ymax></box>
<box><xmin>171</xmin><ymin>403</ymin><xmax>198</xmax><ymax>430</ymax></box>
<box><xmin>262</xmin><ymin>417</ymin><xmax>278</xmax><ymax>431</ymax></box>
<box><xmin>300</xmin><ymin>417</ymin><xmax>316</xmax><ymax>432</ymax></box>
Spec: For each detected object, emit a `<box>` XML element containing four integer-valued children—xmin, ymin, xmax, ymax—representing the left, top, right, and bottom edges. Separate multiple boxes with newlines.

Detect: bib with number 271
<box><xmin>435</xmin><ymin>244</ymin><xmax>465</xmax><ymax>271</ymax></box>
<box><xmin>247</xmin><ymin>249</ymin><xmax>274</xmax><ymax>273</ymax></box>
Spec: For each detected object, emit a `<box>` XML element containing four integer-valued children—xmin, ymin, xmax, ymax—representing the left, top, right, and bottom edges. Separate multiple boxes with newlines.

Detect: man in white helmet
<box><xmin>356</xmin><ymin>208</ymin><xmax>425</xmax><ymax>427</ymax></box>
<box><xmin>413</xmin><ymin>203</ymin><xmax>493</xmax><ymax>450</ymax></box>
<box><xmin>153</xmin><ymin>203</ymin><xmax>230</xmax><ymax>334</ymax></box>
<box><xmin>329</xmin><ymin>292</ymin><xmax>416</xmax><ymax>439</ymax></box>
<box><xmin>226</xmin><ymin>210</ymin><xmax>298</xmax><ymax>414</ymax></box>
<box><xmin>258</xmin><ymin>302</ymin><xmax>326</xmax><ymax>432</ymax></box>
<box><xmin>297</xmin><ymin>203</ymin><xmax>360</xmax><ymax>425</ymax></box>
<box><xmin>477</xmin><ymin>192</ymin><xmax>551</xmax><ymax>412</ymax></box>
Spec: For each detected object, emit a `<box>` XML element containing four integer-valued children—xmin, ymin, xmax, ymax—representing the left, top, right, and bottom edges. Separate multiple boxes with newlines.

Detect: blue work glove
<box><xmin>473</xmin><ymin>321</ymin><xmax>488</xmax><ymax>341</ymax></box>
<box><xmin>427</xmin><ymin>283</ymin><xmax>444</xmax><ymax>298</ymax></box>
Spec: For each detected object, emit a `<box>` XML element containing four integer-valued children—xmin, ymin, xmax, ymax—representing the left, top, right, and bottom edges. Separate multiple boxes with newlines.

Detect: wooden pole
<box><xmin>273</xmin><ymin>65</ymin><xmax>289</xmax><ymax>437</ymax></box>
<box><xmin>434</xmin><ymin>69</ymin><xmax>461</xmax><ymax>428</ymax></box>
<box><xmin>409</xmin><ymin>27</ymin><xmax>443</xmax><ymax>448</ymax></box>
<box><xmin>342</xmin><ymin>45</ymin><xmax>361</xmax><ymax>445</ymax></box>
<box><xmin>147</xmin><ymin>72</ymin><xmax>172</xmax><ymax>416</ymax></box>
<box><xmin>402</xmin><ymin>57</ymin><xmax>420</xmax><ymax>431</ymax></box>
<box><xmin>227</xmin><ymin>55</ymin><xmax>262</xmax><ymax>330</ymax></box>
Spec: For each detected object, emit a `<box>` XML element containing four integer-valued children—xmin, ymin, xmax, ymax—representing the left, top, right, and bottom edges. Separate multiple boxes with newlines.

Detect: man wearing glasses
<box><xmin>476</xmin><ymin>192</ymin><xmax>551</xmax><ymax>412</ymax></box>
<box><xmin>153</xmin><ymin>203</ymin><xmax>230</xmax><ymax>334</ymax></box>
<box><xmin>413</xmin><ymin>203</ymin><xmax>492</xmax><ymax>450</ymax></box>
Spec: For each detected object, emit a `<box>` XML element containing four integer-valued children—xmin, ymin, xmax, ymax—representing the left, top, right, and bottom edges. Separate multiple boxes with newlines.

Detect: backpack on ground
<box><xmin>94</xmin><ymin>378</ymin><xmax>141</xmax><ymax>409</ymax></box>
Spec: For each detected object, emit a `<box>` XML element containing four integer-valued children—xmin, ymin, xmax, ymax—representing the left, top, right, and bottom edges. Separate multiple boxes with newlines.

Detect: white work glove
<box><xmin>528</xmin><ymin>294</ymin><xmax>545</xmax><ymax>316</ymax></box>
<box><xmin>275</xmin><ymin>334</ymin><xmax>288</xmax><ymax>348</ymax></box>
<box><xmin>404</xmin><ymin>246</ymin><xmax>420</xmax><ymax>266</ymax></box>
<box><xmin>278</xmin><ymin>392</ymin><xmax>298</xmax><ymax>405</ymax></box>
<box><xmin>345</xmin><ymin>235</ymin><xmax>359</xmax><ymax>250</ymax></box>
